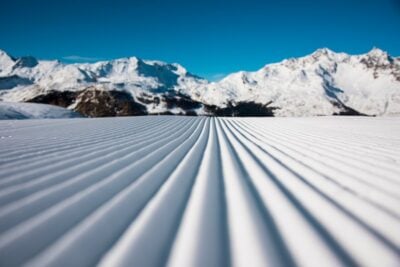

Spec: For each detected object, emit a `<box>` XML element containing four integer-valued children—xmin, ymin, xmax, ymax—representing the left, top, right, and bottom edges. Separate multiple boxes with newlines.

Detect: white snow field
<box><xmin>0</xmin><ymin>102</ymin><xmax>81</xmax><ymax>120</ymax></box>
<box><xmin>0</xmin><ymin>116</ymin><xmax>399</xmax><ymax>267</ymax></box>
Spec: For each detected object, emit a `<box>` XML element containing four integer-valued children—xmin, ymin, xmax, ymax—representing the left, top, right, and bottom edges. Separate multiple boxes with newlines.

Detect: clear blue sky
<box><xmin>1</xmin><ymin>0</ymin><xmax>399</xmax><ymax>80</ymax></box>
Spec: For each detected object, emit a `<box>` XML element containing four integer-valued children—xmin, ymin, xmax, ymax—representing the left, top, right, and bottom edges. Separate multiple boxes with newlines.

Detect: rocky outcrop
<box><xmin>23</xmin><ymin>87</ymin><xmax>279</xmax><ymax>117</ymax></box>
<box><xmin>205</xmin><ymin>101</ymin><xmax>276</xmax><ymax>117</ymax></box>
<box><xmin>74</xmin><ymin>88</ymin><xmax>147</xmax><ymax>117</ymax></box>
<box><xmin>136</xmin><ymin>92</ymin><xmax>203</xmax><ymax>115</ymax></box>
<box><xmin>27</xmin><ymin>90</ymin><xmax>78</xmax><ymax>108</ymax></box>
<box><xmin>26</xmin><ymin>88</ymin><xmax>147</xmax><ymax>117</ymax></box>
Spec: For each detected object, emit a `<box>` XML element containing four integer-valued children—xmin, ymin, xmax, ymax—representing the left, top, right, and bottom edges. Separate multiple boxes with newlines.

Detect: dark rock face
<box><xmin>360</xmin><ymin>55</ymin><xmax>400</xmax><ymax>81</ymax></box>
<box><xmin>136</xmin><ymin>93</ymin><xmax>158</xmax><ymax>105</ymax></box>
<box><xmin>25</xmin><ymin>88</ymin><xmax>147</xmax><ymax>117</ymax></box>
<box><xmin>23</xmin><ymin>87</ymin><xmax>371</xmax><ymax>117</ymax></box>
<box><xmin>74</xmin><ymin>88</ymin><xmax>147</xmax><ymax>117</ymax></box>
<box><xmin>331</xmin><ymin>101</ymin><xmax>368</xmax><ymax>116</ymax></box>
<box><xmin>360</xmin><ymin>56</ymin><xmax>391</xmax><ymax>70</ymax></box>
<box><xmin>205</xmin><ymin>101</ymin><xmax>276</xmax><ymax>117</ymax></box>
<box><xmin>27</xmin><ymin>90</ymin><xmax>78</xmax><ymax>107</ymax></box>
<box><xmin>25</xmin><ymin>87</ymin><xmax>278</xmax><ymax>117</ymax></box>
<box><xmin>320</xmin><ymin>79</ymin><xmax>369</xmax><ymax>116</ymax></box>
<box><xmin>162</xmin><ymin>94</ymin><xmax>202</xmax><ymax>110</ymax></box>
<box><xmin>152</xmin><ymin>111</ymin><xmax>178</xmax><ymax>116</ymax></box>
<box><xmin>136</xmin><ymin>92</ymin><xmax>202</xmax><ymax>115</ymax></box>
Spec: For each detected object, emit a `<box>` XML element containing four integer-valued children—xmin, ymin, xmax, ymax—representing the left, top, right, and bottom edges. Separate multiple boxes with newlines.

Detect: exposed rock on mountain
<box><xmin>0</xmin><ymin>48</ymin><xmax>399</xmax><ymax>117</ymax></box>
<box><xmin>73</xmin><ymin>88</ymin><xmax>147</xmax><ymax>117</ymax></box>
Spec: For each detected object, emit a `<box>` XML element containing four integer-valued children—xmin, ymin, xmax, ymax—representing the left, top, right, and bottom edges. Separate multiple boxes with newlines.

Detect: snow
<box><xmin>0</xmin><ymin>102</ymin><xmax>82</xmax><ymax>119</ymax></box>
<box><xmin>0</xmin><ymin>116</ymin><xmax>399</xmax><ymax>266</ymax></box>
<box><xmin>1</xmin><ymin>48</ymin><xmax>399</xmax><ymax>116</ymax></box>
<box><xmin>0</xmin><ymin>52</ymin><xmax>207</xmax><ymax>95</ymax></box>
<box><xmin>0</xmin><ymin>50</ymin><xmax>15</xmax><ymax>75</ymax></box>
<box><xmin>190</xmin><ymin>48</ymin><xmax>400</xmax><ymax>116</ymax></box>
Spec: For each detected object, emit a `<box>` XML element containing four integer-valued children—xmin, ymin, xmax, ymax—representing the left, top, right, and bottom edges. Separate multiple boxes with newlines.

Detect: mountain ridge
<box><xmin>0</xmin><ymin>48</ymin><xmax>399</xmax><ymax>117</ymax></box>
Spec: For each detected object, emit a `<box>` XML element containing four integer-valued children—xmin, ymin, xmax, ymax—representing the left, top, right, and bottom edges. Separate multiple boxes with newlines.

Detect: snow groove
<box><xmin>0</xmin><ymin>116</ymin><xmax>399</xmax><ymax>267</ymax></box>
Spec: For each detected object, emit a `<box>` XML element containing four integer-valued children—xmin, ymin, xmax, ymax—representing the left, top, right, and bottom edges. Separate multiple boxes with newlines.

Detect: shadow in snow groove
<box><xmin>216</xmin><ymin>118</ymin><xmax>296</xmax><ymax>267</ymax></box>
<box><xmin>219</xmin><ymin>118</ymin><xmax>359</xmax><ymax>267</ymax></box>
<box><xmin>223</xmin><ymin>119</ymin><xmax>400</xmax><ymax>259</ymax></box>
<box><xmin>0</xmin><ymin>116</ymin><xmax>399</xmax><ymax>267</ymax></box>
<box><xmin>231</xmin><ymin>119</ymin><xmax>400</xmax><ymax>221</ymax></box>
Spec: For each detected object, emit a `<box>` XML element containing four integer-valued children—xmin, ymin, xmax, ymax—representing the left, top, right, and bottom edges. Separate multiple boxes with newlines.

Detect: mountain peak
<box><xmin>311</xmin><ymin>47</ymin><xmax>335</xmax><ymax>57</ymax></box>
<box><xmin>367</xmin><ymin>47</ymin><xmax>388</xmax><ymax>58</ymax></box>
<box><xmin>0</xmin><ymin>49</ymin><xmax>11</xmax><ymax>56</ymax></box>
<box><xmin>0</xmin><ymin>49</ymin><xmax>16</xmax><ymax>73</ymax></box>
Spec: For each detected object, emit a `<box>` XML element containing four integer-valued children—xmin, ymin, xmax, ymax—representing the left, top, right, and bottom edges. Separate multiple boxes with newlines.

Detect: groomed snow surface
<box><xmin>0</xmin><ymin>116</ymin><xmax>399</xmax><ymax>267</ymax></box>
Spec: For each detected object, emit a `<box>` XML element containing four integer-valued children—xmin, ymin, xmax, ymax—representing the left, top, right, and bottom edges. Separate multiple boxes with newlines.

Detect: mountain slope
<box><xmin>190</xmin><ymin>48</ymin><xmax>400</xmax><ymax>116</ymax></box>
<box><xmin>0</xmin><ymin>48</ymin><xmax>399</xmax><ymax>117</ymax></box>
<box><xmin>0</xmin><ymin>102</ymin><xmax>82</xmax><ymax>119</ymax></box>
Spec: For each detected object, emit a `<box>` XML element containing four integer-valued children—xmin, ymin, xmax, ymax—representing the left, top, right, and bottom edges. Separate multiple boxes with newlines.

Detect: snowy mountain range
<box><xmin>0</xmin><ymin>102</ymin><xmax>81</xmax><ymax>119</ymax></box>
<box><xmin>0</xmin><ymin>48</ymin><xmax>399</xmax><ymax>117</ymax></box>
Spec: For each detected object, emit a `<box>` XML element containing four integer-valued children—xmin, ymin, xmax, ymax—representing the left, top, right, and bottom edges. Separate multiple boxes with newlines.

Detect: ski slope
<box><xmin>0</xmin><ymin>116</ymin><xmax>399</xmax><ymax>267</ymax></box>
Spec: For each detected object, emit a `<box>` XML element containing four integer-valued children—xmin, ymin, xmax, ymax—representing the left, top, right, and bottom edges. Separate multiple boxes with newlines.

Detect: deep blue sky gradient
<box><xmin>1</xmin><ymin>0</ymin><xmax>399</xmax><ymax>80</ymax></box>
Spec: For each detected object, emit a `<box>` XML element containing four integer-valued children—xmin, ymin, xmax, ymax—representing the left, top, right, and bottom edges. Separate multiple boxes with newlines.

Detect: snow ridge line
<box><xmin>0</xmin><ymin>117</ymin><xmax>155</xmax><ymax>157</ymax></box>
<box><xmin>0</xmin><ymin>117</ymin><xmax>175</xmax><ymax>184</ymax></box>
<box><xmin>237</xmin><ymin>119</ymin><xmax>400</xmax><ymax>197</ymax></box>
<box><xmin>239</xmin><ymin>119</ymin><xmax>400</xmax><ymax>180</ymax></box>
<box><xmin>0</xmin><ymin>117</ymin><xmax>182</xmax><ymax>191</ymax></box>
<box><xmin>166</xmin><ymin>118</ymin><xmax>231</xmax><ymax>267</ymax></box>
<box><xmin>220</xmin><ymin>119</ymin><xmax>400</xmax><ymax>266</ymax></box>
<box><xmin>0</xmin><ymin>117</ymin><xmax>170</xmax><ymax>164</ymax></box>
<box><xmin>0</xmin><ymin>118</ymin><xmax>195</xmax><ymax>225</ymax></box>
<box><xmin>0</xmin><ymin>116</ymin><xmax>399</xmax><ymax>267</ymax></box>
<box><xmin>0</xmin><ymin>118</ymin><xmax>202</xmax><ymax>266</ymax></box>
<box><xmin>232</xmin><ymin>120</ymin><xmax>400</xmax><ymax>216</ymax></box>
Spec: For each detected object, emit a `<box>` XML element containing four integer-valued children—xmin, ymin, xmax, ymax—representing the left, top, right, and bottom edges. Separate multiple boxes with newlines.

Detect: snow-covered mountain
<box><xmin>0</xmin><ymin>102</ymin><xmax>81</xmax><ymax>119</ymax></box>
<box><xmin>0</xmin><ymin>48</ymin><xmax>399</xmax><ymax>117</ymax></box>
<box><xmin>190</xmin><ymin>48</ymin><xmax>400</xmax><ymax>116</ymax></box>
<box><xmin>0</xmin><ymin>49</ymin><xmax>207</xmax><ymax>116</ymax></box>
